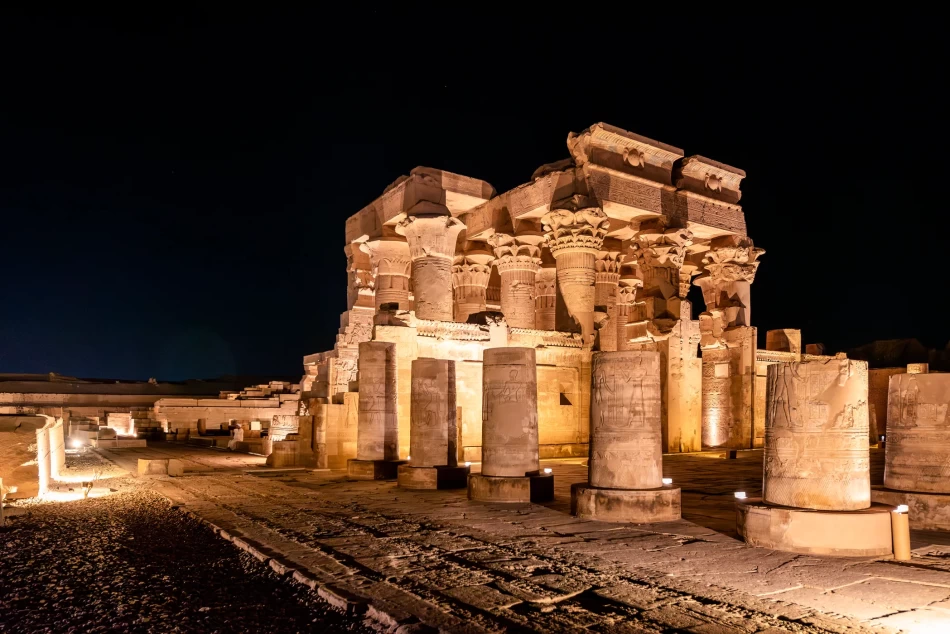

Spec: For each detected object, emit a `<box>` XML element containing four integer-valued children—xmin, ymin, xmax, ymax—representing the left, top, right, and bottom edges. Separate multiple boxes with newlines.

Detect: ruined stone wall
<box><xmin>153</xmin><ymin>397</ymin><xmax>299</xmax><ymax>432</ymax></box>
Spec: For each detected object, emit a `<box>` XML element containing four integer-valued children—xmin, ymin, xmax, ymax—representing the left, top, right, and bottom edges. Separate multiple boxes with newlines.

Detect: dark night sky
<box><xmin>1</xmin><ymin>9</ymin><xmax>947</xmax><ymax>381</ymax></box>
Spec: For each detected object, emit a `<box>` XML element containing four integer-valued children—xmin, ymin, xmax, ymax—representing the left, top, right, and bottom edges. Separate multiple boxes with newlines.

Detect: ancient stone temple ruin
<box><xmin>302</xmin><ymin>122</ymin><xmax>781</xmax><ymax>467</ymax></box>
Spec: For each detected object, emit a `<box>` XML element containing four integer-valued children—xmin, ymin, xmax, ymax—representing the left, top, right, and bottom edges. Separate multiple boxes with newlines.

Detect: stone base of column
<box><xmin>468</xmin><ymin>473</ymin><xmax>554</xmax><ymax>503</ymax></box>
<box><xmin>397</xmin><ymin>464</ymin><xmax>471</xmax><ymax>490</ymax></box>
<box><xmin>737</xmin><ymin>498</ymin><xmax>894</xmax><ymax>557</ymax></box>
<box><xmin>871</xmin><ymin>486</ymin><xmax>950</xmax><ymax>531</ymax></box>
<box><xmin>347</xmin><ymin>459</ymin><xmax>407</xmax><ymax>481</ymax></box>
<box><xmin>570</xmin><ymin>483</ymin><xmax>681</xmax><ymax>523</ymax></box>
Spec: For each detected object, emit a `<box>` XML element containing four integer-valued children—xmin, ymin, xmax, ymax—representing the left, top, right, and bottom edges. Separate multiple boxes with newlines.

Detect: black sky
<box><xmin>1</xmin><ymin>9</ymin><xmax>946</xmax><ymax>380</ymax></box>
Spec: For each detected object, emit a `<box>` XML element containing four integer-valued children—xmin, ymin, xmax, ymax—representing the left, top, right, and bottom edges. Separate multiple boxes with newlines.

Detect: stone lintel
<box><xmin>568</xmin><ymin>122</ymin><xmax>684</xmax><ymax>185</ymax></box>
<box><xmin>672</xmin><ymin>190</ymin><xmax>746</xmax><ymax>239</ymax></box>
<box><xmin>674</xmin><ymin>155</ymin><xmax>745</xmax><ymax>205</ymax></box>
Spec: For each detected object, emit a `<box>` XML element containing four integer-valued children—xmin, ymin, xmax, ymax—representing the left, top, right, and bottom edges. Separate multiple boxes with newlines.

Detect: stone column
<box><xmin>694</xmin><ymin>235</ymin><xmax>764</xmax><ymax>330</ymax></box>
<box><xmin>535</xmin><ymin>264</ymin><xmax>557</xmax><ymax>331</ymax></box>
<box><xmin>615</xmin><ymin>279</ymin><xmax>640</xmax><ymax>351</ymax></box>
<box><xmin>360</xmin><ymin>237</ymin><xmax>411</xmax><ymax>311</ymax></box>
<box><xmin>696</xmin><ymin>235</ymin><xmax>764</xmax><ymax>450</ymax></box>
<box><xmin>399</xmin><ymin>358</ymin><xmax>469</xmax><ymax>489</ymax></box>
<box><xmin>348</xmin><ymin>341</ymin><xmax>405</xmax><ymax>479</ymax></box>
<box><xmin>452</xmin><ymin>243</ymin><xmax>494</xmax><ymax>323</ymax></box>
<box><xmin>870</xmin><ymin>373</ymin><xmax>950</xmax><ymax>530</ymax></box>
<box><xmin>738</xmin><ymin>358</ymin><xmax>892</xmax><ymax>557</ymax></box>
<box><xmin>396</xmin><ymin>214</ymin><xmax>465</xmax><ymax>321</ymax></box>
<box><xmin>312</xmin><ymin>397</ymin><xmax>329</xmax><ymax>469</ymax></box>
<box><xmin>628</xmin><ymin>224</ymin><xmax>694</xmax><ymax>324</ymax></box>
<box><xmin>345</xmin><ymin>243</ymin><xmax>376</xmax><ymax>311</ymax></box>
<box><xmin>542</xmin><ymin>199</ymin><xmax>609</xmax><ymax>344</ymax></box>
<box><xmin>594</xmin><ymin>248</ymin><xmax>623</xmax><ymax>351</ymax></box>
<box><xmin>764</xmin><ymin>359</ymin><xmax>870</xmax><ymax>511</ymax></box>
<box><xmin>469</xmin><ymin>347</ymin><xmax>550</xmax><ymax>502</ymax></box>
<box><xmin>571</xmin><ymin>351</ymin><xmax>680</xmax><ymax>521</ymax></box>
<box><xmin>883</xmin><ymin>373</ymin><xmax>950</xmax><ymax>494</ymax></box>
<box><xmin>489</xmin><ymin>232</ymin><xmax>542</xmax><ymax>329</ymax></box>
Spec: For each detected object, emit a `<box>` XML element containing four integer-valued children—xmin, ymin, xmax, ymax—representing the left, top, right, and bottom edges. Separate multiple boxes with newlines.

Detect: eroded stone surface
<box><xmin>885</xmin><ymin>372</ymin><xmax>950</xmax><ymax>493</ymax></box>
<box><xmin>356</xmin><ymin>342</ymin><xmax>398</xmax><ymax>461</ymax></box>
<box><xmin>589</xmin><ymin>351</ymin><xmax>662</xmax><ymax>490</ymax></box>
<box><xmin>480</xmin><ymin>347</ymin><xmax>539</xmax><ymax>478</ymax></box>
<box><xmin>409</xmin><ymin>358</ymin><xmax>457</xmax><ymax>468</ymax></box>
<box><xmin>764</xmin><ymin>359</ymin><xmax>870</xmax><ymax>511</ymax></box>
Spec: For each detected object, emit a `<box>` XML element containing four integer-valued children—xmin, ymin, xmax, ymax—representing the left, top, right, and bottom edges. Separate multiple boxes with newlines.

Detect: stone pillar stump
<box><xmin>871</xmin><ymin>373</ymin><xmax>950</xmax><ymax>530</ymax></box>
<box><xmin>348</xmin><ymin>341</ymin><xmax>406</xmax><ymax>479</ymax></box>
<box><xmin>398</xmin><ymin>358</ymin><xmax>469</xmax><ymax>489</ymax></box>
<box><xmin>571</xmin><ymin>351</ymin><xmax>681</xmax><ymax>522</ymax></box>
<box><xmin>468</xmin><ymin>347</ymin><xmax>551</xmax><ymax>503</ymax></box>
<box><xmin>738</xmin><ymin>358</ymin><xmax>895</xmax><ymax>556</ymax></box>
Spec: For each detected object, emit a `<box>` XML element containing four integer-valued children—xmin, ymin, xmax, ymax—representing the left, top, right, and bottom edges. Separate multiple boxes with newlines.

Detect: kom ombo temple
<box><xmin>303</xmin><ymin>121</ymin><xmax>790</xmax><ymax>468</ymax></box>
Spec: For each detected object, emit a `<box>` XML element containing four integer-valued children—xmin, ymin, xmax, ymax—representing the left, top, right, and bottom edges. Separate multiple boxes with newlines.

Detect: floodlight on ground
<box><xmin>464</xmin><ymin>462</ymin><xmax>471</xmax><ymax>467</ymax></box>
<box><xmin>895</xmin><ymin>504</ymin><xmax>909</xmax><ymax>513</ymax></box>
<box><xmin>734</xmin><ymin>491</ymin><xmax>747</xmax><ymax>499</ymax></box>
<box><xmin>543</xmin><ymin>468</ymin><xmax>552</xmax><ymax>475</ymax></box>
<box><xmin>662</xmin><ymin>478</ymin><xmax>672</xmax><ymax>485</ymax></box>
<box><xmin>71</xmin><ymin>440</ymin><xmax>82</xmax><ymax>449</ymax></box>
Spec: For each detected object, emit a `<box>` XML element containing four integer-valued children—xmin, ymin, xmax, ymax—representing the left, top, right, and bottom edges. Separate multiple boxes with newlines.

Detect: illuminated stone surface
<box><xmin>589</xmin><ymin>351</ymin><xmax>662</xmax><ymax>489</ymax></box>
<box><xmin>542</xmin><ymin>198</ymin><xmax>608</xmax><ymax>345</ymax></box>
<box><xmin>763</xmin><ymin>359</ymin><xmax>870</xmax><ymax>511</ymax></box>
<box><xmin>355</xmin><ymin>341</ymin><xmax>398</xmax><ymax>462</ymax></box>
<box><xmin>480</xmin><ymin>347</ymin><xmax>539</xmax><ymax>477</ymax></box>
<box><xmin>397</xmin><ymin>214</ymin><xmax>465</xmax><ymax>321</ymax></box>
<box><xmin>488</xmin><ymin>230</ymin><xmax>542</xmax><ymax>329</ymax></box>
<box><xmin>408</xmin><ymin>358</ymin><xmax>457</xmax><ymax>468</ymax></box>
<box><xmin>573</xmin><ymin>350</ymin><xmax>681</xmax><ymax>522</ymax></box>
<box><xmin>884</xmin><ymin>373</ymin><xmax>950</xmax><ymax>494</ymax></box>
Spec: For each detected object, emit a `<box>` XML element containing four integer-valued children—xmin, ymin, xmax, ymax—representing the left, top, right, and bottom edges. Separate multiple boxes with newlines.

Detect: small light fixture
<box><xmin>406</xmin><ymin>455</ymin><xmax>411</xmax><ymax>461</ymax></box>
<box><xmin>71</xmin><ymin>440</ymin><xmax>82</xmax><ymax>449</ymax></box>
<box><xmin>895</xmin><ymin>504</ymin><xmax>909</xmax><ymax>513</ymax></box>
<box><xmin>734</xmin><ymin>491</ymin><xmax>747</xmax><ymax>499</ymax></box>
<box><xmin>662</xmin><ymin>477</ymin><xmax>672</xmax><ymax>485</ymax></box>
<box><xmin>464</xmin><ymin>461</ymin><xmax>471</xmax><ymax>467</ymax></box>
<box><xmin>543</xmin><ymin>468</ymin><xmax>553</xmax><ymax>475</ymax></box>
<box><xmin>879</xmin><ymin>435</ymin><xmax>886</xmax><ymax>442</ymax></box>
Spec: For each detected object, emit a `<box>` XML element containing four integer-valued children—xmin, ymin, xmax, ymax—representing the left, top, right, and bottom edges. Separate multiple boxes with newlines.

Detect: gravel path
<box><xmin>0</xmin><ymin>469</ymin><xmax>372</xmax><ymax>633</ymax></box>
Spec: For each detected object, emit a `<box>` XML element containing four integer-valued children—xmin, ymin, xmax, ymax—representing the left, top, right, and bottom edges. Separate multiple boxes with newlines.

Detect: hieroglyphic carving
<box><xmin>356</xmin><ymin>342</ymin><xmax>398</xmax><ymax>461</ymax></box>
<box><xmin>764</xmin><ymin>359</ymin><xmax>870</xmax><ymax>511</ymax></box>
<box><xmin>589</xmin><ymin>351</ymin><xmax>662</xmax><ymax>489</ymax></box>
<box><xmin>409</xmin><ymin>358</ymin><xmax>457</xmax><ymax>467</ymax></box>
<box><xmin>884</xmin><ymin>373</ymin><xmax>950</xmax><ymax>494</ymax></box>
<box><xmin>481</xmin><ymin>347</ymin><xmax>539</xmax><ymax>477</ymax></box>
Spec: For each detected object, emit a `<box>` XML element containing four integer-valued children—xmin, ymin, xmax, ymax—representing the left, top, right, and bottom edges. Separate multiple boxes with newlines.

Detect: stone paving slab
<box><xmin>136</xmin><ymin>447</ymin><xmax>950</xmax><ymax>632</ymax></box>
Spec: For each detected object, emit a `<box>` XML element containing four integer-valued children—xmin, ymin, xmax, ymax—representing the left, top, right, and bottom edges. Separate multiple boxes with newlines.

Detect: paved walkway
<box><xmin>120</xmin><ymin>444</ymin><xmax>950</xmax><ymax>633</ymax></box>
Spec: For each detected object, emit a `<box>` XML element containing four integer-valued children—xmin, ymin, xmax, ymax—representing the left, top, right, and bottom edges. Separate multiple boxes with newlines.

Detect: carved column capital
<box><xmin>698</xmin><ymin>235</ymin><xmax>764</xmax><ymax>285</ymax></box>
<box><xmin>360</xmin><ymin>238</ymin><xmax>411</xmax><ymax>311</ymax></box>
<box><xmin>394</xmin><ymin>214</ymin><xmax>466</xmax><ymax>321</ymax></box>
<box><xmin>694</xmin><ymin>235</ymin><xmax>764</xmax><ymax>331</ymax></box>
<box><xmin>395</xmin><ymin>214</ymin><xmax>466</xmax><ymax>260</ymax></box>
<box><xmin>360</xmin><ymin>238</ymin><xmax>411</xmax><ymax>276</ymax></box>
<box><xmin>541</xmin><ymin>206</ymin><xmax>609</xmax><ymax>256</ymax></box>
